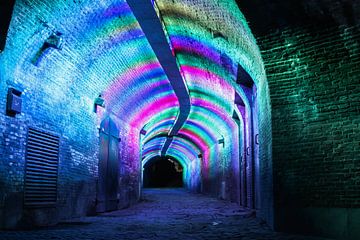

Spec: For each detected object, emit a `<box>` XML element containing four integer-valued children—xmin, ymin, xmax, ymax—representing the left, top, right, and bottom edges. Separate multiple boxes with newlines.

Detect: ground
<box><xmin>0</xmin><ymin>189</ymin><xmax>332</xmax><ymax>240</ymax></box>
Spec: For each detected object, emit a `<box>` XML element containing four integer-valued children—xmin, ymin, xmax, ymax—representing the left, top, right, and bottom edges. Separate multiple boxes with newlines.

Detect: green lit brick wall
<box><xmin>258</xmin><ymin>25</ymin><xmax>360</xmax><ymax>238</ymax></box>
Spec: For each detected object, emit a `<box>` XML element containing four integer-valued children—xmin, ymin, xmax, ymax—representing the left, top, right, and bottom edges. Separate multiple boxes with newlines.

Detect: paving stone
<box><xmin>0</xmin><ymin>189</ymin><xmax>332</xmax><ymax>240</ymax></box>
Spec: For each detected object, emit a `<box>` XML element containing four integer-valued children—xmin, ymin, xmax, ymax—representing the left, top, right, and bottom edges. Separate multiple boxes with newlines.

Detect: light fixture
<box><xmin>212</xmin><ymin>30</ymin><xmax>227</xmax><ymax>40</ymax></box>
<box><xmin>32</xmin><ymin>31</ymin><xmax>64</xmax><ymax>66</ymax></box>
<box><xmin>45</xmin><ymin>32</ymin><xmax>63</xmax><ymax>50</ymax></box>
<box><xmin>218</xmin><ymin>135</ymin><xmax>225</xmax><ymax>147</ymax></box>
<box><xmin>6</xmin><ymin>88</ymin><xmax>22</xmax><ymax>117</ymax></box>
<box><xmin>94</xmin><ymin>94</ymin><xmax>105</xmax><ymax>113</ymax></box>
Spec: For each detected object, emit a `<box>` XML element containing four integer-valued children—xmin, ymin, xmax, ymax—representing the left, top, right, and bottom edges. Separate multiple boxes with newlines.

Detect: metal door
<box><xmin>237</xmin><ymin>105</ymin><xmax>248</xmax><ymax>207</ymax></box>
<box><xmin>252</xmin><ymin>92</ymin><xmax>260</xmax><ymax>210</ymax></box>
<box><xmin>97</xmin><ymin>117</ymin><xmax>120</xmax><ymax>212</ymax></box>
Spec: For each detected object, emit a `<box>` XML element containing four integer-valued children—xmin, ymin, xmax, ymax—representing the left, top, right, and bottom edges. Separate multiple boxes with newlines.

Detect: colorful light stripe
<box><xmin>151</xmin><ymin>0</ymin><xmax>267</xmax><ymax>182</ymax></box>
<box><xmin>6</xmin><ymin>0</ymin><xmax>268</xmax><ymax>188</ymax></box>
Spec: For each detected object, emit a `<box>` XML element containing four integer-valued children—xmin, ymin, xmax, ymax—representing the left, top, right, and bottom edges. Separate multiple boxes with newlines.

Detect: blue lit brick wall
<box><xmin>0</xmin><ymin>0</ymin><xmax>141</xmax><ymax>228</ymax></box>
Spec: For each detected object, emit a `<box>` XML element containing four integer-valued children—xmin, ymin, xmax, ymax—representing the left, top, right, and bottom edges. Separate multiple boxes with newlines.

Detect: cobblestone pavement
<box><xmin>0</xmin><ymin>188</ymin><xmax>332</xmax><ymax>240</ymax></box>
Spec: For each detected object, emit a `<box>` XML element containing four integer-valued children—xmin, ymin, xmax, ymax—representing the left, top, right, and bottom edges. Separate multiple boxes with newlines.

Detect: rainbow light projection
<box><xmin>152</xmin><ymin>0</ymin><xmax>238</xmax><ymax>181</ymax></box>
<box><xmin>6</xmin><ymin>0</ymin><xmax>266</xmax><ymax>190</ymax></box>
<box><xmin>149</xmin><ymin>0</ymin><xmax>266</xmax><ymax>187</ymax></box>
<box><xmin>77</xmin><ymin>1</ymin><xmax>183</xmax><ymax>165</ymax></box>
<box><xmin>75</xmin><ymin>1</ymin><xmax>182</xmax><ymax>161</ymax></box>
<box><xmin>81</xmin><ymin>3</ymin><xmax>178</xmax><ymax>127</ymax></box>
<box><xmin>10</xmin><ymin>0</ymin><xmax>180</xmax><ymax>167</ymax></box>
<box><xmin>142</xmin><ymin>137</ymin><xmax>167</xmax><ymax>162</ymax></box>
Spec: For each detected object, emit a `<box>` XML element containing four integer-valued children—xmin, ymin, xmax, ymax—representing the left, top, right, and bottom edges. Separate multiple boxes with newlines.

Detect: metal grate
<box><xmin>24</xmin><ymin>128</ymin><xmax>60</xmax><ymax>207</ymax></box>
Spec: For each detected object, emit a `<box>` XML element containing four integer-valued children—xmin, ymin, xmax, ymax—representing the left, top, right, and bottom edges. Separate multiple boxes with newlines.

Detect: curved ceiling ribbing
<box><xmin>63</xmin><ymin>0</ymin><xmax>183</xmax><ymax>158</ymax></box>
<box><xmin>5</xmin><ymin>0</ymin><xmax>266</xmax><ymax>177</ymax></box>
<box><xmin>127</xmin><ymin>0</ymin><xmax>191</xmax><ymax>158</ymax></box>
<box><xmin>3</xmin><ymin>0</ymin><xmax>196</xmax><ymax>162</ymax></box>
<box><xmin>75</xmin><ymin>2</ymin><xmax>179</xmax><ymax>133</ymax></box>
<box><xmin>154</xmin><ymin>0</ymin><xmax>238</xmax><ymax>157</ymax></box>
<box><xmin>84</xmin><ymin>0</ymin><xmax>262</xmax><ymax>169</ymax></box>
<box><xmin>167</xmin><ymin>137</ymin><xmax>200</xmax><ymax>164</ymax></box>
<box><xmin>141</xmin><ymin>0</ymin><xmax>268</xmax><ymax>177</ymax></box>
<box><xmin>96</xmin><ymin>0</ymin><xmax>263</xmax><ymax>167</ymax></box>
<box><xmin>59</xmin><ymin>0</ymin><xmax>258</xmax><ymax>168</ymax></box>
<box><xmin>21</xmin><ymin>0</ymin><xmax>180</xmax><ymax>141</ymax></box>
<box><xmin>142</xmin><ymin>136</ymin><xmax>167</xmax><ymax>159</ymax></box>
<box><xmin>68</xmin><ymin>0</ymin><xmax>187</xmax><ymax>156</ymax></box>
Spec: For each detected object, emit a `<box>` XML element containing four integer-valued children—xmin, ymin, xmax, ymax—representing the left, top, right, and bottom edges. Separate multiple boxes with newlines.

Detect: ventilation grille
<box><xmin>24</xmin><ymin>128</ymin><xmax>60</xmax><ymax>207</ymax></box>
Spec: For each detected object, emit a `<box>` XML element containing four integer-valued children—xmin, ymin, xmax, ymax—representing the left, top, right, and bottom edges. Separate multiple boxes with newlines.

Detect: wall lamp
<box><xmin>94</xmin><ymin>94</ymin><xmax>105</xmax><ymax>113</ymax></box>
<box><xmin>212</xmin><ymin>30</ymin><xmax>227</xmax><ymax>41</ymax></box>
<box><xmin>140</xmin><ymin>128</ymin><xmax>147</xmax><ymax>135</ymax></box>
<box><xmin>218</xmin><ymin>136</ymin><xmax>225</xmax><ymax>147</ymax></box>
<box><xmin>6</xmin><ymin>87</ymin><xmax>22</xmax><ymax>117</ymax></box>
<box><xmin>45</xmin><ymin>31</ymin><xmax>63</xmax><ymax>50</ymax></box>
<box><xmin>32</xmin><ymin>31</ymin><xmax>64</xmax><ymax>66</ymax></box>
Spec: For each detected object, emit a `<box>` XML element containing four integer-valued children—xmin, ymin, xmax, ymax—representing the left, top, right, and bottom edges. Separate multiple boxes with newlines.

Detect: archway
<box><xmin>143</xmin><ymin>156</ymin><xmax>183</xmax><ymax>188</ymax></box>
<box><xmin>0</xmin><ymin>0</ymin><xmax>273</xmax><ymax>230</ymax></box>
<box><xmin>234</xmin><ymin>64</ymin><xmax>260</xmax><ymax>210</ymax></box>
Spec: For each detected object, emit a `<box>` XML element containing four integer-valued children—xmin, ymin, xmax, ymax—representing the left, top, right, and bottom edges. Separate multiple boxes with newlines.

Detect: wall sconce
<box><xmin>140</xmin><ymin>129</ymin><xmax>147</xmax><ymax>135</ymax></box>
<box><xmin>6</xmin><ymin>88</ymin><xmax>22</xmax><ymax>117</ymax></box>
<box><xmin>45</xmin><ymin>32</ymin><xmax>63</xmax><ymax>50</ymax></box>
<box><xmin>94</xmin><ymin>94</ymin><xmax>105</xmax><ymax>113</ymax></box>
<box><xmin>218</xmin><ymin>136</ymin><xmax>225</xmax><ymax>147</ymax></box>
<box><xmin>32</xmin><ymin>31</ymin><xmax>64</xmax><ymax>66</ymax></box>
<box><xmin>212</xmin><ymin>30</ymin><xmax>227</xmax><ymax>40</ymax></box>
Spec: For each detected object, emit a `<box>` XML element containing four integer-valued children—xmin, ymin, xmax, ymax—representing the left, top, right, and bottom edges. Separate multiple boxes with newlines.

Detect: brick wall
<box><xmin>258</xmin><ymin>24</ymin><xmax>360</xmax><ymax>238</ymax></box>
<box><xmin>156</xmin><ymin>1</ymin><xmax>273</xmax><ymax>226</ymax></box>
<box><xmin>0</xmin><ymin>0</ymin><xmax>141</xmax><ymax>228</ymax></box>
<box><xmin>1</xmin><ymin>0</ymin><xmax>275</xmax><ymax>232</ymax></box>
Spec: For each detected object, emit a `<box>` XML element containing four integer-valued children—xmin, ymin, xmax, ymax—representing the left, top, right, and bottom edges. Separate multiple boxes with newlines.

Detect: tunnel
<box><xmin>143</xmin><ymin>156</ymin><xmax>183</xmax><ymax>188</ymax></box>
<box><xmin>0</xmin><ymin>0</ymin><xmax>359</xmax><ymax>239</ymax></box>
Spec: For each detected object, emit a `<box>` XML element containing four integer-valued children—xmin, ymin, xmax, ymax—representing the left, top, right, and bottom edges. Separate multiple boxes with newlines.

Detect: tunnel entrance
<box><xmin>143</xmin><ymin>156</ymin><xmax>183</xmax><ymax>188</ymax></box>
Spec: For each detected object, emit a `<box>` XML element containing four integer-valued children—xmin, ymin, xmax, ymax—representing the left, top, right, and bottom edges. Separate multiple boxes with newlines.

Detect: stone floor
<box><xmin>0</xmin><ymin>188</ymin><xmax>332</xmax><ymax>240</ymax></box>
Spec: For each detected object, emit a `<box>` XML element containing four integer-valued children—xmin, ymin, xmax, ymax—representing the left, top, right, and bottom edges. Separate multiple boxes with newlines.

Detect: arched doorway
<box><xmin>96</xmin><ymin>116</ymin><xmax>120</xmax><ymax>212</ymax></box>
<box><xmin>235</xmin><ymin>64</ymin><xmax>260</xmax><ymax>210</ymax></box>
<box><xmin>143</xmin><ymin>156</ymin><xmax>183</xmax><ymax>188</ymax></box>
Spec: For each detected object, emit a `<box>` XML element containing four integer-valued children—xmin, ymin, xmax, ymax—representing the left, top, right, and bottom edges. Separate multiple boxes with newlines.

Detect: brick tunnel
<box><xmin>0</xmin><ymin>0</ymin><xmax>359</xmax><ymax>240</ymax></box>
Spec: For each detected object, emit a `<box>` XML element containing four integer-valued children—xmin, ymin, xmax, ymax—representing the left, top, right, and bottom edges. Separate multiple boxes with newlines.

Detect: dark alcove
<box><xmin>143</xmin><ymin>157</ymin><xmax>183</xmax><ymax>188</ymax></box>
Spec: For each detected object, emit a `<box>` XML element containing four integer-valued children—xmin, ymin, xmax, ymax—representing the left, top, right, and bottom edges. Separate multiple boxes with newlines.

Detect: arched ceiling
<box><xmin>136</xmin><ymin>0</ymin><xmax>263</xmax><ymax>166</ymax></box>
<box><xmin>129</xmin><ymin>0</ymin><xmax>266</xmax><ymax>166</ymax></box>
<box><xmin>3</xmin><ymin>0</ymin><xmax>266</xmax><ymax>166</ymax></box>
